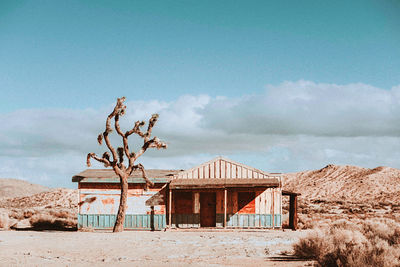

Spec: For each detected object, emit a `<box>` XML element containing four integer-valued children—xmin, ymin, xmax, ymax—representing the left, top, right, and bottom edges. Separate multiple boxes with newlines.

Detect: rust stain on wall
<box><xmin>101</xmin><ymin>198</ymin><xmax>115</xmax><ymax>205</ymax></box>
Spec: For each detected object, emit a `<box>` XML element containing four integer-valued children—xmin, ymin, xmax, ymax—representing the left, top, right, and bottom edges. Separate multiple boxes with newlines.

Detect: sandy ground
<box><xmin>0</xmin><ymin>229</ymin><xmax>314</xmax><ymax>266</ymax></box>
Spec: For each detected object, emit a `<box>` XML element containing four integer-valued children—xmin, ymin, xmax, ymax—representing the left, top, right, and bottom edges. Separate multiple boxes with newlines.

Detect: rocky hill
<box><xmin>0</xmin><ymin>179</ymin><xmax>77</xmax><ymax>230</ymax></box>
<box><xmin>0</xmin><ymin>188</ymin><xmax>78</xmax><ymax>210</ymax></box>
<box><xmin>284</xmin><ymin>164</ymin><xmax>400</xmax><ymax>203</ymax></box>
<box><xmin>0</xmin><ymin>178</ymin><xmax>50</xmax><ymax>200</ymax></box>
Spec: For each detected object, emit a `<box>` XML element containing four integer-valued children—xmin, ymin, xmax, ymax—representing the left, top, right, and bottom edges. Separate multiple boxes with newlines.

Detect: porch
<box><xmin>168</xmin><ymin>178</ymin><xmax>282</xmax><ymax>229</ymax></box>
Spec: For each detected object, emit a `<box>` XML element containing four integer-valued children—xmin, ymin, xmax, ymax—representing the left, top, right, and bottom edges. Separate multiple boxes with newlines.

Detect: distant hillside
<box><xmin>0</xmin><ymin>178</ymin><xmax>50</xmax><ymax>199</ymax></box>
<box><xmin>0</xmin><ymin>188</ymin><xmax>78</xmax><ymax>210</ymax></box>
<box><xmin>284</xmin><ymin>165</ymin><xmax>400</xmax><ymax>203</ymax></box>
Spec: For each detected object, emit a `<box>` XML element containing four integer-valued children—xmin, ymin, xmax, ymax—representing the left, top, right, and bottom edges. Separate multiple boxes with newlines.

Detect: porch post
<box><xmin>224</xmin><ymin>188</ymin><xmax>227</xmax><ymax>228</ymax></box>
<box><xmin>272</xmin><ymin>188</ymin><xmax>275</xmax><ymax>229</ymax></box>
<box><xmin>289</xmin><ymin>195</ymin><xmax>298</xmax><ymax>230</ymax></box>
<box><xmin>169</xmin><ymin>189</ymin><xmax>172</xmax><ymax>229</ymax></box>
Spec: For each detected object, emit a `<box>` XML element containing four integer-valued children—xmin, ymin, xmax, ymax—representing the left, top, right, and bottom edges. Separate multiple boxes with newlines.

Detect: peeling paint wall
<box><xmin>78</xmin><ymin>183</ymin><xmax>166</xmax><ymax>215</ymax></box>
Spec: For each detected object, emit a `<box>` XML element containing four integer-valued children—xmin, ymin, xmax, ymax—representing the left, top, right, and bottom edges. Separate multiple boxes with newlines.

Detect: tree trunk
<box><xmin>113</xmin><ymin>174</ymin><xmax>128</xmax><ymax>232</ymax></box>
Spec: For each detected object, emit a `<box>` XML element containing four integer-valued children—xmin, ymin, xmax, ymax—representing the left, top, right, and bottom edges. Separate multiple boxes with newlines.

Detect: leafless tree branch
<box><xmin>134</xmin><ymin>163</ymin><xmax>154</xmax><ymax>189</ymax></box>
<box><xmin>103</xmin><ymin>97</ymin><xmax>126</xmax><ymax>165</ymax></box>
<box><xmin>86</xmin><ymin>152</ymin><xmax>111</xmax><ymax>167</ymax></box>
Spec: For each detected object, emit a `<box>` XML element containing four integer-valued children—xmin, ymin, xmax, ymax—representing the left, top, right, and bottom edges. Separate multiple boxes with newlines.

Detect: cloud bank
<box><xmin>1</xmin><ymin>80</ymin><xmax>399</xmax><ymax>187</ymax></box>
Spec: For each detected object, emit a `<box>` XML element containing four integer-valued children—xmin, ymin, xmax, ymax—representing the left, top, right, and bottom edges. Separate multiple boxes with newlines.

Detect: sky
<box><xmin>1</xmin><ymin>0</ymin><xmax>400</xmax><ymax>188</ymax></box>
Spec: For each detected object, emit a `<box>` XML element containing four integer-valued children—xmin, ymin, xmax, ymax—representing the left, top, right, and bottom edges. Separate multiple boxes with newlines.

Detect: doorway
<box><xmin>200</xmin><ymin>192</ymin><xmax>216</xmax><ymax>227</ymax></box>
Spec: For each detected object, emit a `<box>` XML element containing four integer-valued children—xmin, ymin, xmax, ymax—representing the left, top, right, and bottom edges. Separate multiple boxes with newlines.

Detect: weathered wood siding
<box><xmin>78</xmin><ymin>183</ymin><xmax>167</xmax><ymax>230</ymax></box>
<box><xmin>174</xmin><ymin>157</ymin><xmax>274</xmax><ymax>179</ymax></box>
<box><xmin>79</xmin><ymin>184</ymin><xmax>166</xmax><ymax>215</ymax></box>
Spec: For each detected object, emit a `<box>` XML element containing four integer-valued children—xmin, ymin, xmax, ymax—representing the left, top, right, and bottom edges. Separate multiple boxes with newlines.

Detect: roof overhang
<box><xmin>72</xmin><ymin>169</ymin><xmax>180</xmax><ymax>183</ymax></box>
<box><xmin>72</xmin><ymin>177</ymin><xmax>170</xmax><ymax>184</ymax></box>
<box><xmin>282</xmin><ymin>190</ymin><xmax>301</xmax><ymax>196</ymax></box>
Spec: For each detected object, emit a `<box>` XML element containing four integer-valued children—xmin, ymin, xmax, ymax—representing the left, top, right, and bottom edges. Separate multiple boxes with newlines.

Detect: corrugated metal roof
<box><xmin>169</xmin><ymin>178</ymin><xmax>280</xmax><ymax>189</ymax></box>
<box><xmin>72</xmin><ymin>169</ymin><xmax>181</xmax><ymax>183</ymax></box>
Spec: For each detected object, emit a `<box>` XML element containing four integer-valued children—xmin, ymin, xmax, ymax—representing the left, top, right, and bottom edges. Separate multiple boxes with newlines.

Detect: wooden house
<box><xmin>72</xmin><ymin>157</ymin><xmax>298</xmax><ymax>230</ymax></box>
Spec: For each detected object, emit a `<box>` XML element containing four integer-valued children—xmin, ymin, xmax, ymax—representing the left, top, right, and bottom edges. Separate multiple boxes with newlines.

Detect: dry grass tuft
<box><xmin>293</xmin><ymin>218</ymin><xmax>400</xmax><ymax>267</ymax></box>
<box><xmin>79</xmin><ymin>227</ymin><xmax>94</xmax><ymax>232</ymax></box>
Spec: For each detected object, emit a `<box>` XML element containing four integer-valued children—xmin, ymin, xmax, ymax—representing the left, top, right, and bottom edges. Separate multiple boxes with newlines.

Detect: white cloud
<box><xmin>202</xmin><ymin>81</ymin><xmax>400</xmax><ymax>136</ymax></box>
<box><xmin>1</xmin><ymin>81</ymin><xmax>399</xmax><ymax>187</ymax></box>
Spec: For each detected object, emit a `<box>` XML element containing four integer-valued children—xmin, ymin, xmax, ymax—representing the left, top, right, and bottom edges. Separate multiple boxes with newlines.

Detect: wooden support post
<box><xmin>293</xmin><ymin>195</ymin><xmax>298</xmax><ymax>230</ymax></box>
<box><xmin>169</xmin><ymin>189</ymin><xmax>172</xmax><ymax>229</ymax></box>
<box><xmin>224</xmin><ymin>188</ymin><xmax>227</xmax><ymax>228</ymax></box>
<box><xmin>194</xmin><ymin>192</ymin><xmax>200</xmax><ymax>214</ymax></box>
<box><xmin>272</xmin><ymin>188</ymin><xmax>275</xmax><ymax>229</ymax></box>
<box><xmin>289</xmin><ymin>195</ymin><xmax>298</xmax><ymax>230</ymax></box>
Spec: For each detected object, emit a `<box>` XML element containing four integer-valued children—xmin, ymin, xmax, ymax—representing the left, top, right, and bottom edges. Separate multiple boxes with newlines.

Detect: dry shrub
<box><xmin>298</xmin><ymin>214</ymin><xmax>317</xmax><ymax>229</ymax></box>
<box><xmin>23</xmin><ymin>210</ymin><xmax>34</xmax><ymax>219</ymax></box>
<box><xmin>80</xmin><ymin>227</ymin><xmax>94</xmax><ymax>232</ymax></box>
<box><xmin>49</xmin><ymin>210</ymin><xmax>71</xmax><ymax>219</ymax></box>
<box><xmin>9</xmin><ymin>209</ymin><xmax>24</xmax><ymax>220</ymax></box>
<box><xmin>293</xmin><ymin>218</ymin><xmax>400</xmax><ymax>267</ymax></box>
<box><xmin>29</xmin><ymin>212</ymin><xmax>77</xmax><ymax>231</ymax></box>
<box><xmin>0</xmin><ymin>213</ymin><xmax>9</xmax><ymax>229</ymax></box>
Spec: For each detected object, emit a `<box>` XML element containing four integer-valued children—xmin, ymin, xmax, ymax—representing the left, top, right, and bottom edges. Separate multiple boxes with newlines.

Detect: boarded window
<box><xmin>174</xmin><ymin>192</ymin><xmax>193</xmax><ymax>214</ymax></box>
<box><xmin>237</xmin><ymin>192</ymin><xmax>255</xmax><ymax>213</ymax></box>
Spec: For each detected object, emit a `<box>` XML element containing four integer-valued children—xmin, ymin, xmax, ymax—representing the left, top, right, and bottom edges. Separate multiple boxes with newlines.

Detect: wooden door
<box><xmin>200</xmin><ymin>192</ymin><xmax>216</xmax><ymax>227</ymax></box>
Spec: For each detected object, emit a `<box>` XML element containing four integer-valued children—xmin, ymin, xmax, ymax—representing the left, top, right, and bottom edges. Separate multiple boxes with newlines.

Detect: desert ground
<box><xmin>0</xmin><ymin>229</ymin><xmax>314</xmax><ymax>266</ymax></box>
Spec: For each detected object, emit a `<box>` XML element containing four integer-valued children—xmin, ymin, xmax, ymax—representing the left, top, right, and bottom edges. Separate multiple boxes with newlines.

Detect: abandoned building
<box><xmin>72</xmin><ymin>157</ymin><xmax>299</xmax><ymax>230</ymax></box>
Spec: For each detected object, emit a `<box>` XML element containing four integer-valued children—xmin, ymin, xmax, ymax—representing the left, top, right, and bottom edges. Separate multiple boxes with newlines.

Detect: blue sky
<box><xmin>1</xmin><ymin>1</ymin><xmax>400</xmax><ymax>187</ymax></box>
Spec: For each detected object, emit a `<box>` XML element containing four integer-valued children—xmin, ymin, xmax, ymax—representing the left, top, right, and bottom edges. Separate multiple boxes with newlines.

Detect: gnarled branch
<box><xmin>134</xmin><ymin>163</ymin><xmax>154</xmax><ymax>189</ymax></box>
<box><xmin>86</xmin><ymin>152</ymin><xmax>111</xmax><ymax>167</ymax></box>
<box><xmin>144</xmin><ymin>114</ymin><xmax>159</xmax><ymax>142</ymax></box>
<box><xmin>103</xmin><ymin>97</ymin><xmax>126</xmax><ymax>165</ymax></box>
<box><xmin>126</xmin><ymin>120</ymin><xmax>145</xmax><ymax>138</ymax></box>
<box><xmin>114</xmin><ymin>114</ymin><xmax>132</xmax><ymax>166</ymax></box>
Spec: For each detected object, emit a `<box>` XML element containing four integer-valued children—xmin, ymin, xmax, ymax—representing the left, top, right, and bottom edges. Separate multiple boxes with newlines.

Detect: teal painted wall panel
<box><xmin>171</xmin><ymin>214</ymin><xmax>200</xmax><ymax>228</ymax></box>
<box><xmin>225</xmin><ymin>214</ymin><xmax>281</xmax><ymax>228</ymax></box>
<box><xmin>274</xmin><ymin>214</ymin><xmax>281</xmax><ymax>227</ymax></box>
<box><xmin>77</xmin><ymin>214</ymin><xmax>279</xmax><ymax>230</ymax></box>
<box><xmin>78</xmin><ymin>214</ymin><xmax>166</xmax><ymax>230</ymax></box>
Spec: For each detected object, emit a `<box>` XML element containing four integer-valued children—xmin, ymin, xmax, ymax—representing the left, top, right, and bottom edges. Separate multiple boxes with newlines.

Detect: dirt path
<box><xmin>0</xmin><ymin>230</ymin><xmax>314</xmax><ymax>266</ymax></box>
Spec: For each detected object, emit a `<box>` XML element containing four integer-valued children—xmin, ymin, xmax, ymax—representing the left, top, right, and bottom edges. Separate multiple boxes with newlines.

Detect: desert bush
<box><xmin>0</xmin><ymin>212</ymin><xmax>9</xmax><ymax>229</ymax></box>
<box><xmin>49</xmin><ymin>210</ymin><xmax>72</xmax><ymax>219</ymax></box>
<box><xmin>293</xmin><ymin>218</ymin><xmax>400</xmax><ymax>267</ymax></box>
<box><xmin>9</xmin><ymin>209</ymin><xmax>24</xmax><ymax>220</ymax></box>
<box><xmin>29</xmin><ymin>212</ymin><xmax>77</xmax><ymax>231</ymax></box>
<box><xmin>23</xmin><ymin>210</ymin><xmax>34</xmax><ymax>218</ymax></box>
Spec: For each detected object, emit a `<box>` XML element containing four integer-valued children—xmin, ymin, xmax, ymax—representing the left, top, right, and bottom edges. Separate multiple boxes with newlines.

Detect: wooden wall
<box><xmin>172</xmin><ymin>188</ymin><xmax>281</xmax><ymax>216</ymax></box>
<box><xmin>79</xmin><ymin>183</ymin><xmax>166</xmax><ymax>215</ymax></box>
<box><xmin>174</xmin><ymin>157</ymin><xmax>274</xmax><ymax>179</ymax></box>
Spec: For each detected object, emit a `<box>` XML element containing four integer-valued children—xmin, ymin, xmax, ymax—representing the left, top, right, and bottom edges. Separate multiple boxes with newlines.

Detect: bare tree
<box><xmin>86</xmin><ymin>97</ymin><xmax>167</xmax><ymax>232</ymax></box>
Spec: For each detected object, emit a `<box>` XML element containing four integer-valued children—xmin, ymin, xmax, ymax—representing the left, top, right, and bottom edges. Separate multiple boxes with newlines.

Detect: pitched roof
<box><xmin>72</xmin><ymin>169</ymin><xmax>181</xmax><ymax>183</ymax></box>
<box><xmin>173</xmin><ymin>156</ymin><xmax>281</xmax><ymax>179</ymax></box>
